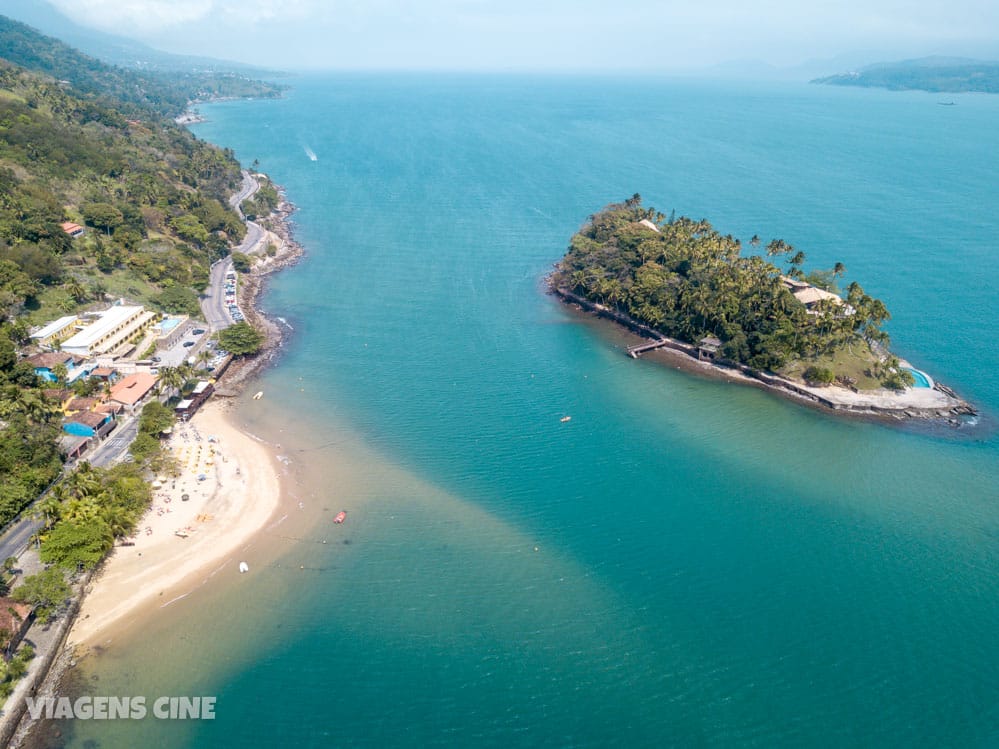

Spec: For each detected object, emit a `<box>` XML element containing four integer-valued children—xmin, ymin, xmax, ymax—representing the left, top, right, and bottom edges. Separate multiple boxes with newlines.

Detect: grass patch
<box><xmin>781</xmin><ymin>341</ymin><xmax>882</xmax><ymax>390</ymax></box>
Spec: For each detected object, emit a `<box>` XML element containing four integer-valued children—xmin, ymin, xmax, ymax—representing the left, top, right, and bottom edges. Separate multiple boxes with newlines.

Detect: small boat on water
<box><xmin>252</xmin><ymin>391</ymin><xmax>264</xmax><ymax>400</ymax></box>
<box><xmin>333</xmin><ymin>511</ymin><xmax>347</xmax><ymax>524</ymax></box>
<box><xmin>560</xmin><ymin>416</ymin><xmax>572</xmax><ymax>423</ymax></box>
<box><xmin>238</xmin><ymin>561</ymin><xmax>249</xmax><ymax>573</ymax></box>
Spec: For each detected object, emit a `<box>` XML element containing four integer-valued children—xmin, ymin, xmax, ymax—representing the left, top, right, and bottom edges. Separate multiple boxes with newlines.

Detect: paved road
<box><xmin>0</xmin><ymin>515</ymin><xmax>42</xmax><ymax>562</ymax></box>
<box><xmin>204</xmin><ymin>171</ymin><xmax>264</xmax><ymax>332</ymax></box>
<box><xmin>229</xmin><ymin>172</ymin><xmax>257</xmax><ymax>217</ymax></box>
<box><xmin>1</xmin><ymin>176</ymin><xmax>264</xmax><ymax>559</ymax></box>
<box><xmin>0</xmin><ymin>415</ymin><xmax>140</xmax><ymax>560</ymax></box>
<box><xmin>89</xmin><ymin>415</ymin><xmax>140</xmax><ymax>468</ymax></box>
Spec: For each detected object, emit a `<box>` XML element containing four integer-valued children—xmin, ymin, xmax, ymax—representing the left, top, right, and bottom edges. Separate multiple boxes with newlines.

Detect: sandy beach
<box><xmin>68</xmin><ymin>400</ymin><xmax>282</xmax><ymax>647</ymax></box>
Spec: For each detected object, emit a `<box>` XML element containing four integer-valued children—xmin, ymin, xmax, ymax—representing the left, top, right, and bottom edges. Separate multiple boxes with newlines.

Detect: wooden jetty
<box><xmin>627</xmin><ymin>340</ymin><xmax>670</xmax><ymax>358</ymax></box>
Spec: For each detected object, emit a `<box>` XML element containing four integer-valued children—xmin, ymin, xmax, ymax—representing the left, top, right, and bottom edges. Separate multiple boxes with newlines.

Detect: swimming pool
<box><xmin>904</xmin><ymin>367</ymin><xmax>932</xmax><ymax>388</ymax></box>
<box><xmin>159</xmin><ymin>317</ymin><xmax>182</xmax><ymax>332</ymax></box>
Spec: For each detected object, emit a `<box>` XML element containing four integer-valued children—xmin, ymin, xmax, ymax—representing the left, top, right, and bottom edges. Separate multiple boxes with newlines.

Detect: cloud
<box><xmin>48</xmin><ymin>0</ymin><xmax>213</xmax><ymax>32</ymax></box>
<box><xmin>47</xmin><ymin>0</ymin><xmax>347</xmax><ymax>33</ymax></box>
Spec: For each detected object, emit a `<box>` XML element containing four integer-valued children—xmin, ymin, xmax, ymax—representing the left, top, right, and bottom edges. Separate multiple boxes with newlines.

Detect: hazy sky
<box><xmin>43</xmin><ymin>0</ymin><xmax>999</xmax><ymax>72</ymax></box>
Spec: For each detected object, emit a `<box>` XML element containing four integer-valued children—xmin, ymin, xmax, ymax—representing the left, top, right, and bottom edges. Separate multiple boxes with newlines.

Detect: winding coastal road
<box><xmin>203</xmin><ymin>171</ymin><xmax>265</xmax><ymax>332</ymax></box>
<box><xmin>0</xmin><ymin>176</ymin><xmax>266</xmax><ymax>559</ymax></box>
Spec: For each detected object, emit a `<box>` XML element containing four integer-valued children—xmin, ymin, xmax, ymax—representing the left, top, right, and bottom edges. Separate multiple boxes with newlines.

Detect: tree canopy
<box><xmin>12</xmin><ymin>567</ymin><xmax>71</xmax><ymax>623</ymax></box>
<box><xmin>216</xmin><ymin>321</ymin><xmax>265</xmax><ymax>356</ymax></box>
<box><xmin>552</xmin><ymin>197</ymin><xmax>903</xmax><ymax>386</ymax></box>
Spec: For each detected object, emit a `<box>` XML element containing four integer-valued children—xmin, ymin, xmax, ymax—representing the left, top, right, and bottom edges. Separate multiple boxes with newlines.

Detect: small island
<box><xmin>549</xmin><ymin>196</ymin><xmax>975</xmax><ymax>423</ymax></box>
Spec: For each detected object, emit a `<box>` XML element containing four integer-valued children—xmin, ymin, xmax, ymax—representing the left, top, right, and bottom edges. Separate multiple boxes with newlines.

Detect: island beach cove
<box><xmin>48</xmin><ymin>75</ymin><xmax>999</xmax><ymax>749</ymax></box>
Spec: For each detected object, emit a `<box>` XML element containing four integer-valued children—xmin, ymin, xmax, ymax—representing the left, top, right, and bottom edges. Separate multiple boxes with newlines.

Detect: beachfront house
<box><xmin>175</xmin><ymin>380</ymin><xmax>215</xmax><ymax>420</ymax></box>
<box><xmin>781</xmin><ymin>277</ymin><xmax>854</xmax><ymax>316</ymax></box>
<box><xmin>62</xmin><ymin>409</ymin><xmax>117</xmax><ymax>439</ymax></box>
<box><xmin>25</xmin><ymin>352</ymin><xmax>90</xmax><ymax>383</ymax></box>
<box><xmin>29</xmin><ymin>315</ymin><xmax>79</xmax><ymax>350</ymax></box>
<box><xmin>109</xmin><ymin>372</ymin><xmax>158</xmax><ymax>412</ymax></box>
<box><xmin>61</xmin><ymin>305</ymin><xmax>157</xmax><ymax>358</ymax></box>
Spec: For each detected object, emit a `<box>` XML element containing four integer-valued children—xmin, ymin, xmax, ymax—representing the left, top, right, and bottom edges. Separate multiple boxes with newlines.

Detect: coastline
<box><xmin>68</xmin><ymin>194</ymin><xmax>305</xmax><ymax>645</ymax></box>
<box><xmin>9</xmin><ymin>183</ymin><xmax>305</xmax><ymax>746</ymax></box>
<box><xmin>69</xmin><ymin>187</ymin><xmax>304</xmax><ymax>645</ymax></box>
<box><xmin>550</xmin><ymin>284</ymin><xmax>978</xmax><ymax>426</ymax></box>
<box><xmin>67</xmin><ymin>400</ymin><xmax>282</xmax><ymax>648</ymax></box>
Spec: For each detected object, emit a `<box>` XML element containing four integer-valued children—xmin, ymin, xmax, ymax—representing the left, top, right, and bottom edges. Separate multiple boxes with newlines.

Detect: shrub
<box><xmin>803</xmin><ymin>366</ymin><xmax>835</xmax><ymax>386</ymax></box>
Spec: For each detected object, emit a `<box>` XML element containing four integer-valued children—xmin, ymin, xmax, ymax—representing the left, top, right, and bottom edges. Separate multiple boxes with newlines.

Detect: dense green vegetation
<box><xmin>0</xmin><ymin>17</ymin><xmax>266</xmax><ymax>534</ymax></box>
<box><xmin>216</xmin><ymin>321</ymin><xmax>265</xmax><ymax>356</ymax></box>
<box><xmin>552</xmin><ymin>196</ymin><xmax>912</xmax><ymax>389</ymax></box>
<box><xmin>0</xmin><ymin>17</ymin><xmax>281</xmax><ymax>325</ymax></box>
<box><xmin>0</xmin><ymin>641</ymin><xmax>34</xmax><ymax>697</ymax></box>
<box><xmin>242</xmin><ymin>177</ymin><xmax>281</xmax><ymax>220</ymax></box>
<box><xmin>36</xmin><ymin>461</ymin><xmax>153</xmax><ymax>570</ymax></box>
<box><xmin>0</xmin><ymin>15</ymin><xmax>284</xmax><ymax>119</ymax></box>
<box><xmin>0</xmin><ymin>330</ymin><xmax>61</xmax><ymax>524</ymax></box>
<box><xmin>11</xmin><ymin>567</ymin><xmax>68</xmax><ymax>624</ymax></box>
<box><xmin>813</xmin><ymin>57</ymin><xmax>999</xmax><ymax>94</ymax></box>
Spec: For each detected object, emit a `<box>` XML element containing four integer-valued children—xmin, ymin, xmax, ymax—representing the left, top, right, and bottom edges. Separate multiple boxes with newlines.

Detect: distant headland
<box><xmin>812</xmin><ymin>56</ymin><xmax>999</xmax><ymax>94</ymax></box>
<box><xmin>549</xmin><ymin>196</ymin><xmax>976</xmax><ymax>424</ymax></box>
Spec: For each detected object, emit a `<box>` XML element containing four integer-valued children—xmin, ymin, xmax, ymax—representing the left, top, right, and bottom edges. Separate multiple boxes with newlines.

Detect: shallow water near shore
<box><xmin>40</xmin><ymin>75</ymin><xmax>999</xmax><ymax>747</ymax></box>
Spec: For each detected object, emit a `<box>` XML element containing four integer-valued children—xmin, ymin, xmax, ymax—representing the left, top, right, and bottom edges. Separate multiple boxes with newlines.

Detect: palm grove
<box><xmin>551</xmin><ymin>196</ymin><xmax>914</xmax><ymax>390</ymax></box>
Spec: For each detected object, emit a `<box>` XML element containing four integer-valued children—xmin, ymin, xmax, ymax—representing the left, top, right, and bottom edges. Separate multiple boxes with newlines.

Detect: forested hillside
<box><xmin>0</xmin><ymin>15</ymin><xmax>284</xmax><ymax>117</ymax></box>
<box><xmin>0</xmin><ymin>16</ymin><xmax>264</xmax><ymax>523</ymax></box>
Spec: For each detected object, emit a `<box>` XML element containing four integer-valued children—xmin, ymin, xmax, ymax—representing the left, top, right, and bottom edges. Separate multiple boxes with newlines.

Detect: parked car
<box><xmin>183</xmin><ymin>341</ymin><xmax>195</xmax><ymax>347</ymax></box>
<box><xmin>192</xmin><ymin>328</ymin><xmax>206</xmax><ymax>335</ymax></box>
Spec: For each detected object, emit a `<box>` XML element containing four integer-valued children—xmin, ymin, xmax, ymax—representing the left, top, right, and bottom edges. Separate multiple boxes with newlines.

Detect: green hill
<box><xmin>0</xmin><ymin>15</ymin><xmax>284</xmax><ymax>118</ymax></box>
<box><xmin>0</xmin><ymin>16</ymin><xmax>275</xmax><ymax>524</ymax></box>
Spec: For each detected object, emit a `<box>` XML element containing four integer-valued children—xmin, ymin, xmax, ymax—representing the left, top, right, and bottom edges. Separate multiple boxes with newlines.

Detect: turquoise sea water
<box><xmin>48</xmin><ymin>76</ymin><xmax>999</xmax><ymax>748</ymax></box>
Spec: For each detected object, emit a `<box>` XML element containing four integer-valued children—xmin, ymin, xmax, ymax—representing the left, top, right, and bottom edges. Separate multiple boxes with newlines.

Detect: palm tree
<box><xmin>156</xmin><ymin>367</ymin><xmax>185</xmax><ymax>398</ymax></box>
<box><xmin>64</xmin><ymin>279</ymin><xmax>88</xmax><ymax>303</ymax></box>
<box><xmin>61</xmin><ymin>496</ymin><xmax>102</xmax><ymax>524</ymax></box>
<box><xmin>33</xmin><ymin>493</ymin><xmax>64</xmax><ymax>531</ymax></box>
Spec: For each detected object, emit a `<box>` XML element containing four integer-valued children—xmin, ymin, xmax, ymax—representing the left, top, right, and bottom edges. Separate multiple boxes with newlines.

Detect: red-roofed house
<box><xmin>60</xmin><ymin>221</ymin><xmax>85</xmax><ymax>238</ymax></box>
<box><xmin>0</xmin><ymin>598</ymin><xmax>34</xmax><ymax>660</ymax></box>
<box><xmin>109</xmin><ymin>373</ymin><xmax>158</xmax><ymax>410</ymax></box>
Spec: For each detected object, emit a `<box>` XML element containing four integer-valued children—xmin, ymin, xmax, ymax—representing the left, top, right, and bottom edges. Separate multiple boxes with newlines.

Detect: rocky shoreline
<box><xmin>214</xmin><ymin>194</ymin><xmax>304</xmax><ymax>395</ymax></box>
<box><xmin>550</xmin><ymin>284</ymin><xmax>978</xmax><ymax>427</ymax></box>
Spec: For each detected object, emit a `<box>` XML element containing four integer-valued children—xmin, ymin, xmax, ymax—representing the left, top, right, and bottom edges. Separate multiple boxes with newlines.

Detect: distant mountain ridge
<box><xmin>0</xmin><ymin>14</ymin><xmax>284</xmax><ymax>118</ymax></box>
<box><xmin>812</xmin><ymin>56</ymin><xmax>999</xmax><ymax>94</ymax></box>
<box><xmin>0</xmin><ymin>0</ymin><xmax>282</xmax><ymax>76</ymax></box>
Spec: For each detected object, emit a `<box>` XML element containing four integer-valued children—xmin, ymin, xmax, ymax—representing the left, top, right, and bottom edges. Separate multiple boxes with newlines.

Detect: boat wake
<box><xmin>304</xmin><ymin>146</ymin><xmax>317</xmax><ymax>161</ymax></box>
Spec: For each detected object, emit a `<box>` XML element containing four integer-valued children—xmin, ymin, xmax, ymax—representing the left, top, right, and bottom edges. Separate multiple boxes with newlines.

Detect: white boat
<box><xmin>238</xmin><ymin>561</ymin><xmax>249</xmax><ymax>573</ymax></box>
<box><xmin>252</xmin><ymin>391</ymin><xmax>263</xmax><ymax>400</ymax></box>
